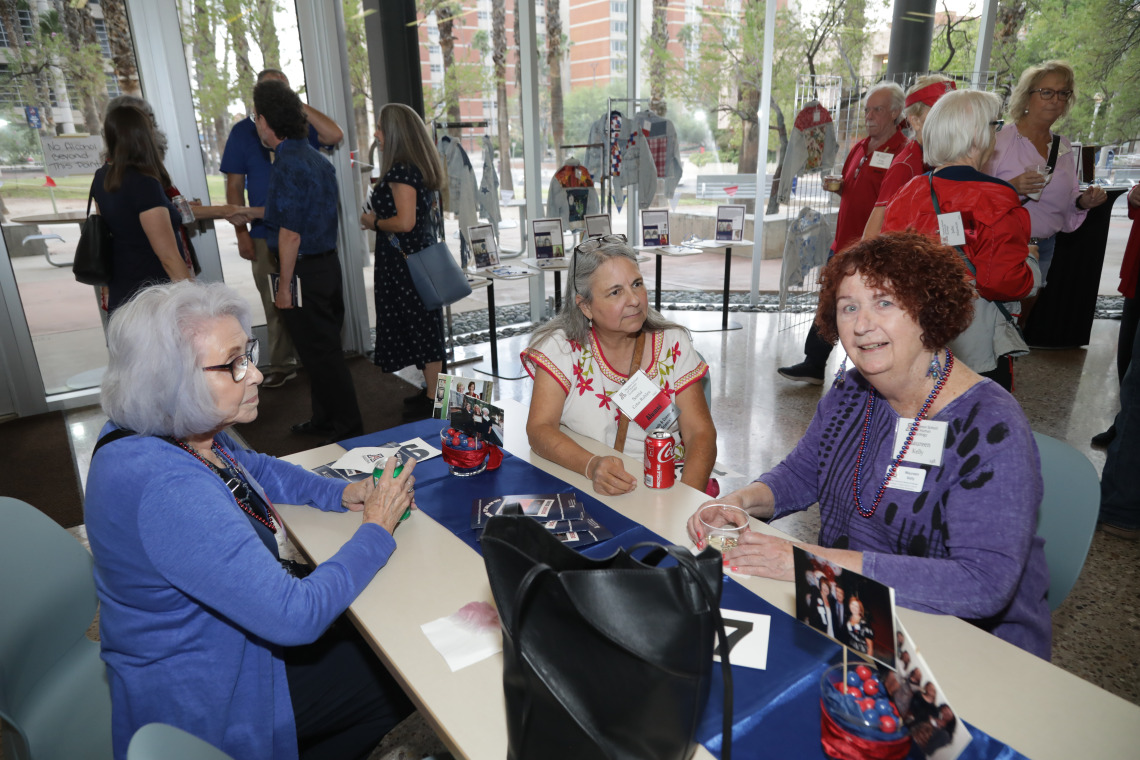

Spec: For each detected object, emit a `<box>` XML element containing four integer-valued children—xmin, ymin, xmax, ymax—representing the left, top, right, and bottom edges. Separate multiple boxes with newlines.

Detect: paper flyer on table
<box><xmin>612</xmin><ymin>369</ymin><xmax>680</xmax><ymax>432</ymax></box>
<box><xmin>330</xmin><ymin>438</ymin><xmax>441</xmax><ymax>474</ymax></box>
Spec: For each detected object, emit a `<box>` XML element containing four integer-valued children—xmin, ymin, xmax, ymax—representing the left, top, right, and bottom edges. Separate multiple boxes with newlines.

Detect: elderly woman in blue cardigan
<box><xmin>85</xmin><ymin>281</ymin><xmax>416</xmax><ymax>760</ymax></box>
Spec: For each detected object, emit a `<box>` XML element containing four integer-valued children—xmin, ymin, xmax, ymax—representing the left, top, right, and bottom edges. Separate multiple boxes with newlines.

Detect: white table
<box><xmin>277</xmin><ymin>400</ymin><xmax>1140</xmax><ymax>760</ymax></box>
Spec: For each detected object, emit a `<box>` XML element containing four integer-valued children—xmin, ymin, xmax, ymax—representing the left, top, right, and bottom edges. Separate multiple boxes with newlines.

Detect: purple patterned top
<box><xmin>759</xmin><ymin>371</ymin><xmax>1052</xmax><ymax>660</ymax></box>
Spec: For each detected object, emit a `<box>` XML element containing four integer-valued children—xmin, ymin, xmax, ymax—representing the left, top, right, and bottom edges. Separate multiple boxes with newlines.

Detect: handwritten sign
<box><xmin>40</xmin><ymin>135</ymin><xmax>104</xmax><ymax>177</ymax></box>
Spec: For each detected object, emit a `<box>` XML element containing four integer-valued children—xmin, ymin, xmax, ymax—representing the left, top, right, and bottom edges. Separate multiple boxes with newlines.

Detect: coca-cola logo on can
<box><xmin>656</xmin><ymin>442</ymin><xmax>674</xmax><ymax>463</ymax></box>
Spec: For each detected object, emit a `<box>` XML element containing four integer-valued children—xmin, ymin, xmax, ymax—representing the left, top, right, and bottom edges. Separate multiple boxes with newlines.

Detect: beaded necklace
<box><xmin>851</xmin><ymin>349</ymin><xmax>953</xmax><ymax>519</ymax></box>
<box><xmin>172</xmin><ymin>438</ymin><xmax>277</xmax><ymax>534</ymax></box>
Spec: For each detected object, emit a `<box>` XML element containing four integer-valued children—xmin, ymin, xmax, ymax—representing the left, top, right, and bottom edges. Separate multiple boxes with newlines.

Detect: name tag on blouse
<box><xmin>885</xmin><ymin>465</ymin><xmax>926</xmax><ymax>492</ymax></box>
<box><xmin>869</xmin><ymin>150</ymin><xmax>894</xmax><ymax>169</ymax></box>
<box><xmin>892</xmin><ymin>419</ymin><xmax>947</xmax><ymax>466</ymax></box>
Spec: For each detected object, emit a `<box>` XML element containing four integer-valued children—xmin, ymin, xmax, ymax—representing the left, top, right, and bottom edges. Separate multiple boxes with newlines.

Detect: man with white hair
<box><xmin>779</xmin><ymin>81</ymin><xmax>907</xmax><ymax>384</ymax></box>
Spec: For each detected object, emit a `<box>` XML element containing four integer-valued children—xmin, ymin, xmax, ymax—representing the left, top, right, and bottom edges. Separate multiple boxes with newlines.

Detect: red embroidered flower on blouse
<box><xmin>576</xmin><ymin>377</ymin><xmax>594</xmax><ymax>395</ymax></box>
<box><xmin>669</xmin><ymin>342</ymin><xmax>682</xmax><ymax>363</ymax></box>
<box><xmin>572</xmin><ymin>363</ymin><xmax>584</xmax><ymax>381</ymax></box>
<box><xmin>596</xmin><ymin>391</ymin><xmax>612</xmax><ymax>410</ymax></box>
<box><xmin>569</xmin><ymin>339</ymin><xmax>583</xmax><ymax>352</ymax></box>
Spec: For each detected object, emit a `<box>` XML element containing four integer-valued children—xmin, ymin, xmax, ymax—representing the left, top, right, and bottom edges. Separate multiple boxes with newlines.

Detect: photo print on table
<box><xmin>584</xmin><ymin>213</ymin><xmax>612</xmax><ymax>238</ymax></box>
<box><xmin>531</xmin><ymin>218</ymin><xmax>566</xmax><ymax>261</ymax></box>
<box><xmin>641</xmin><ymin>208</ymin><xmax>669</xmax><ymax>247</ymax></box>
<box><xmin>792</xmin><ymin>546</ymin><xmax>897</xmax><ymax>670</ymax></box>
<box><xmin>467</xmin><ymin>224</ymin><xmax>500</xmax><ymax>270</ymax></box>
<box><xmin>434</xmin><ymin>373</ymin><xmax>494</xmax><ymax>427</ymax></box>
<box><xmin>716</xmin><ymin>204</ymin><xmax>746</xmax><ymax>241</ymax></box>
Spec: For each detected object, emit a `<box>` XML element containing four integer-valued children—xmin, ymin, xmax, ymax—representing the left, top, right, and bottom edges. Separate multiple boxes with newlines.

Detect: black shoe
<box><xmin>291</xmin><ymin>420</ymin><xmax>335</xmax><ymax>436</ymax></box>
<box><xmin>402</xmin><ymin>393</ymin><xmax>435</xmax><ymax>421</ymax></box>
<box><xmin>777</xmin><ymin>361</ymin><xmax>825</xmax><ymax>385</ymax></box>
<box><xmin>1091</xmin><ymin>426</ymin><xmax>1116</xmax><ymax>449</ymax></box>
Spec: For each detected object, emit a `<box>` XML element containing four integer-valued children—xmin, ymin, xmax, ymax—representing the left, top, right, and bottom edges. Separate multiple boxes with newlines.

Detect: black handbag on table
<box><xmin>482</xmin><ymin>515</ymin><xmax>734</xmax><ymax>760</ymax></box>
<box><xmin>73</xmin><ymin>188</ymin><xmax>113</xmax><ymax>286</ymax></box>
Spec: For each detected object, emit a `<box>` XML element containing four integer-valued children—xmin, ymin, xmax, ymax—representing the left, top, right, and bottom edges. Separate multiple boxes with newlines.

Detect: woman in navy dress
<box><xmin>360</xmin><ymin>103</ymin><xmax>448</xmax><ymax>416</ymax></box>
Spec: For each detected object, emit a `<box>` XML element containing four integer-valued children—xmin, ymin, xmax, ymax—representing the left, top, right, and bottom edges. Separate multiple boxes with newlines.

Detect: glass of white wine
<box><xmin>698</xmin><ymin>503</ymin><xmax>750</xmax><ymax>552</ymax></box>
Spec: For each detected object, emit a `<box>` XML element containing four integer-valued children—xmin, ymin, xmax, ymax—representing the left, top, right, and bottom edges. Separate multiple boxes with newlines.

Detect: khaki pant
<box><xmin>250</xmin><ymin>237</ymin><xmax>299</xmax><ymax>373</ymax></box>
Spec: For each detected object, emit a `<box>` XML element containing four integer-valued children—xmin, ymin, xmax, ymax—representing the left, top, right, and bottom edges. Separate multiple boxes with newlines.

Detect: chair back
<box><xmin>127</xmin><ymin>724</ymin><xmax>235</xmax><ymax>760</ymax></box>
<box><xmin>0</xmin><ymin>497</ymin><xmax>112</xmax><ymax>760</ymax></box>
<box><xmin>1032</xmin><ymin>433</ymin><xmax>1100</xmax><ymax>611</ymax></box>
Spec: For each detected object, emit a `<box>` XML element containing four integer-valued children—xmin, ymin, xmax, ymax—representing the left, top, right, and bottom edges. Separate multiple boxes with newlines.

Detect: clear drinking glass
<box><xmin>1025</xmin><ymin>163</ymin><xmax>1053</xmax><ymax>201</ymax></box>
<box><xmin>698</xmin><ymin>503</ymin><xmax>750</xmax><ymax>551</ymax></box>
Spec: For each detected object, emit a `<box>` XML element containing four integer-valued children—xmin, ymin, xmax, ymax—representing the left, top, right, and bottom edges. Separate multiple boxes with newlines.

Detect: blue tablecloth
<box><xmin>340</xmin><ymin>421</ymin><xmax>1027</xmax><ymax>760</ymax></box>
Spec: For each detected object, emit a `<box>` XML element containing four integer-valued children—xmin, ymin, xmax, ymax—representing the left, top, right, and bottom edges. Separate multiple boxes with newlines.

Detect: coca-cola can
<box><xmin>644</xmin><ymin>429</ymin><xmax>676</xmax><ymax>489</ymax></box>
<box><xmin>172</xmin><ymin>194</ymin><xmax>194</xmax><ymax>224</ymax></box>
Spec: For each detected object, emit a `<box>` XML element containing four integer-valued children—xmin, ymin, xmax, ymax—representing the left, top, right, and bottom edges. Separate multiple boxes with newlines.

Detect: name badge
<box><xmin>869</xmin><ymin>150</ymin><xmax>893</xmax><ymax>169</ymax></box>
<box><xmin>892</xmin><ymin>419</ymin><xmax>948</xmax><ymax>466</ymax></box>
<box><xmin>613</xmin><ymin>369</ymin><xmax>681</xmax><ymax>432</ymax></box>
<box><xmin>937</xmin><ymin>212</ymin><xmax>966</xmax><ymax>247</ymax></box>
<box><xmin>886</xmin><ymin>465</ymin><xmax>927</xmax><ymax>492</ymax></box>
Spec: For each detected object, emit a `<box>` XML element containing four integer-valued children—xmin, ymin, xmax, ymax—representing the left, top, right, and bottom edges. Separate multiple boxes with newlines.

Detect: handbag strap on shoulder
<box><xmin>1046</xmin><ymin>134</ymin><xmax>1061</xmax><ymax>172</ymax></box>
<box><xmin>612</xmin><ymin>330</ymin><xmax>647</xmax><ymax>454</ymax></box>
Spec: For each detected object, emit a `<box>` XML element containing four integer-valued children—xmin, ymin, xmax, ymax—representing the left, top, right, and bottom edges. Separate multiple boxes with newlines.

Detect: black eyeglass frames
<box><xmin>202</xmin><ymin>338</ymin><xmax>260</xmax><ymax>382</ymax></box>
<box><xmin>1030</xmin><ymin>88</ymin><xmax>1073</xmax><ymax>101</ymax></box>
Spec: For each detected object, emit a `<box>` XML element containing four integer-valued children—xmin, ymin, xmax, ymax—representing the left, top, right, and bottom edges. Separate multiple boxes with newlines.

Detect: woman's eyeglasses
<box><xmin>990</xmin><ymin>119</ymin><xmax>1004</xmax><ymax>132</ymax></box>
<box><xmin>570</xmin><ymin>234</ymin><xmax>628</xmax><ymax>293</ymax></box>
<box><xmin>1030</xmin><ymin>88</ymin><xmax>1073</xmax><ymax>102</ymax></box>
<box><xmin>202</xmin><ymin>338</ymin><xmax>260</xmax><ymax>382</ymax></box>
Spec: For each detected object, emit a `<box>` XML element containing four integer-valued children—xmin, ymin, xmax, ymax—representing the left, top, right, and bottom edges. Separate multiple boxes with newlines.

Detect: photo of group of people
<box><xmin>882</xmin><ymin>628</ymin><xmax>972</xmax><ymax>759</ymax></box>
<box><xmin>641</xmin><ymin>209</ymin><xmax>670</xmax><ymax>247</ymax></box>
<box><xmin>793</xmin><ymin>548</ymin><xmax>896</xmax><ymax>669</ymax></box>
<box><xmin>467</xmin><ymin>224</ymin><xmax>499</xmax><ymax>270</ymax></box>
<box><xmin>715</xmin><ymin>204</ymin><xmax>746</xmax><ymax>241</ymax></box>
<box><xmin>433</xmin><ymin>374</ymin><xmax>505</xmax><ymax>447</ymax></box>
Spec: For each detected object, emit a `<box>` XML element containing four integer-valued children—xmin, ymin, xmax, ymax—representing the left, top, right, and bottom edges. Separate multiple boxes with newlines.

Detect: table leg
<box><xmin>655</xmin><ymin>255</ymin><xmax>663</xmax><ymax>313</ymax></box>
<box><xmin>488</xmin><ymin>281</ymin><xmax>498</xmax><ymax>376</ymax></box>
<box><xmin>554</xmin><ymin>270</ymin><xmax>562</xmax><ymax>313</ymax></box>
<box><xmin>723</xmin><ymin>247</ymin><xmax>732</xmax><ymax>331</ymax></box>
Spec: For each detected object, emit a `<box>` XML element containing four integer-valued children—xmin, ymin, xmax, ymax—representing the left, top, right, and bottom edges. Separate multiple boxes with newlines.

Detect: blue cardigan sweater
<box><xmin>84</xmin><ymin>427</ymin><xmax>396</xmax><ymax>760</ymax></box>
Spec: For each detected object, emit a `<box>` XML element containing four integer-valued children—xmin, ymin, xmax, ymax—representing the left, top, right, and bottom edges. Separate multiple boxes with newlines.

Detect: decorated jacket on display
<box><xmin>777</xmin><ymin>101</ymin><xmax>839</xmax><ymax>204</ymax></box>
<box><xmin>586</xmin><ymin>110</ymin><xmax>632</xmax><ymax>211</ymax></box>
<box><xmin>547</xmin><ymin>160</ymin><xmax>600</xmax><ymax>227</ymax></box>
<box><xmin>437</xmin><ymin>135</ymin><xmax>478</xmax><ymax>266</ymax></box>
<box><xmin>479</xmin><ymin>134</ymin><xmax>501</xmax><ymax>233</ymax></box>
<box><xmin>781</xmin><ymin>206</ymin><xmax>832</xmax><ymax>289</ymax></box>
<box><xmin>617</xmin><ymin>110</ymin><xmax>684</xmax><ymax>209</ymax></box>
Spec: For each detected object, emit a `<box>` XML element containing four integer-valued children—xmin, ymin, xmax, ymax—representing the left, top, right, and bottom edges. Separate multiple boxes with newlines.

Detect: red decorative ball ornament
<box><xmin>879</xmin><ymin>715</ymin><xmax>898</xmax><ymax>733</ymax></box>
<box><xmin>855</xmin><ymin>665</ymin><xmax>872</xmax><ymax>681</ymax></box>
<box><xmin>863</xmin><ymin>679</ymin><xmax>881</xmax><ymax>697</ymax></box>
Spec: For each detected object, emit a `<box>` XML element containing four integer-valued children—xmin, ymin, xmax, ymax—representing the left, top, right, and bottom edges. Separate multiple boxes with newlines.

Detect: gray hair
<box><xmin>1008</xmin><ymin>60</ymin><xmax>1076</xmax><ymax>122</ymax></box>
<box><xmin>866</xmin><ymin>81</ymin><xmax>906</xmax><ymax>124</ymax></box>
<box><xmin>105</xmin><ymin>95</ymin><xmax>168</xmax><ymax>157</ymax></box>
<box><xmin>922</xmin><ymin>89</ymin><xmax>1002</xmax><ymax>168</ymax></box>
<box><xmin>903</xmin><ymin>74</ymin><xmax>955</xmax><ymax>121</ymax></box>
<box><xmin>529</xmin><ymin>240</ymin><xmax>685</xmax><ymax>347</ymax></box>
<box><xmin>101</xmin><ymin>281</ymin><xmax>253</xmax><ymax>439</ymax></box>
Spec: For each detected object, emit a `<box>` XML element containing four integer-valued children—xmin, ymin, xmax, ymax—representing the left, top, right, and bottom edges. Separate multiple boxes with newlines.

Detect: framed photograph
<box><xmin>467</xmin><ymin>224</ymin><xmax>499</xmax><ymax>270</ymax></box>
<box><xmin>793</xmin><ymin>546</ymin><xmax>897</xmax><ymax>670</ymax></box>
<box><xmin>584</xmin><ymin>213</ymin><xmax>612</xmax><ymax>239</ymax></box>
<box><xmin>434</xmin><ymin>373</ymin><xmax>494</xmax><ymax>426</ymax></box>
<box><xmin>530</xmin><ymin>218</ymin><xmax>566</xmax><ymax>261</ymax></box>
<box><xmin>641</xmin><ymin>209</ymin><xmax>669</xmax><ymax>247</ymax></box>
<box><xmin>716</xmin><ymin>204</ymin><xmax>746</xmax><ymax>242</ymax></box>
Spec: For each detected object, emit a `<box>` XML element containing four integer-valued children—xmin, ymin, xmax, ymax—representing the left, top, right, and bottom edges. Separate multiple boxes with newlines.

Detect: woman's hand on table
<box><xmin>1007</xmin><ymin>170</ymin><xmax>1046</xmax><ymax>197</ymax></box>
<box><xmin>590</xmin><ymin>455</ymin><xmax>638</xmax><ymax>495</ymax></box>
<box><xmin>1078</xmin><ymin>184</ymin><xmax>1108</xmax><ymax>209</ymax></box>
<box><xmin>720</xmin><ymin>531</ymin><xmax>796</xmax><ymax>581</ymax></box>
<box><xmin>688</xmin><ymin>493</ymin><xmax>747</xmax><ymax>548</ymax></box>
<box><xmin>362</xmin><ymin>456</ymin><xmax>417</xmax><ymax>534</ymax></box>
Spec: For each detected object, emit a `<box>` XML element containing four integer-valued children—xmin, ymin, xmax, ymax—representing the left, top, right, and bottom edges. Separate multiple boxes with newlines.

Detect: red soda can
<box><xmin>644</xmin><ymin>429</ymin><xmax>676</xmax><ymax>488</ymax></box>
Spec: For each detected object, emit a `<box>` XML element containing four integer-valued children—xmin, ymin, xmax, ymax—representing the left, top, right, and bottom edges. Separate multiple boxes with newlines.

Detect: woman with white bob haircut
<box><xmin>881</xmin><ymin>89</ymin><xmax>1040</xmax><ymax>391</ymax></box>
<box><xmin>85</xmin><ymin>280</ymin><xmax>416</xmax><ymax>760</ymax></box>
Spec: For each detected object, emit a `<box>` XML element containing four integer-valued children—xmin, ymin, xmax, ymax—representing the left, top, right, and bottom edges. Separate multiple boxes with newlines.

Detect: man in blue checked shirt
<box><xmin>240</xmin><ymin>78</ymin><xmax>363</xmax><ymax>442</ymax></box>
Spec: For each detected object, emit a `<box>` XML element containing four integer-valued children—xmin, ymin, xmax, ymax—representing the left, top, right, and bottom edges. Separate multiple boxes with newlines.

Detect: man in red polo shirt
<box><xmin>779</xmin><ymin>82</ymin><xmax>907</xmax><ymax>384</ymax></box>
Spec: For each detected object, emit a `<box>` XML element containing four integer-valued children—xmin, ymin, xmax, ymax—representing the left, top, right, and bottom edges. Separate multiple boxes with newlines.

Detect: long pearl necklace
<box><xmin>852</xmin><ymin>349</ymin><xmax>953</xmax><ymax>519</ymax></box>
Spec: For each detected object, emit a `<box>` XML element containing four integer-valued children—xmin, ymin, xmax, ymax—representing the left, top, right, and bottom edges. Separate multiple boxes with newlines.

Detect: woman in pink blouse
<box><xmin>986</xmin><ymin>60</ymin><xmax>1108</xmax><ymax>295</ymax></box>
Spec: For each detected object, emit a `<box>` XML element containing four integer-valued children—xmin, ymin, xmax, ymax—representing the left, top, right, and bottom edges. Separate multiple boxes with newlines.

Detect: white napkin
<box><xmin>421</xmin><ymin>601</ymin><xmax>503</xmax><ymax>672</ymax></box>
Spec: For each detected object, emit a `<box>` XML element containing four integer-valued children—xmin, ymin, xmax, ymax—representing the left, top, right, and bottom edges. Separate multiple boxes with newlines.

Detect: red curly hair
<box><xmin>816</xmin><ymin>231</ymin><xmax>975</xmax><ymax>350</ymax></box>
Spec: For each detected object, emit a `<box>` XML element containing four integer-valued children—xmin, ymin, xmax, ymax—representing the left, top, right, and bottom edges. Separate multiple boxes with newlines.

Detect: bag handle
<box><xmin>1046</xmin><ymin>134</ymin><xmax>1061</xmax><ymax>173</ymax></box>
<box><xmin>507</xmin><ymin>561</ymin><xmax>556</xmax><ymax>739</ymax></box>
<box><xmin>927</xmin><ymin>173</ymin><xmax>1021</xmax><ymax>327</ymax></box>
<box><xmin>612</xmin><ymin>330</ymin><xmax>646</xmax><ymax>454</ymax></box>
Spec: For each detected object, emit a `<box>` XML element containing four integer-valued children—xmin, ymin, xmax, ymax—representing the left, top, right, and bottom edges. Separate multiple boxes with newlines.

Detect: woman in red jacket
<box><xmin>883</xmin><ymin>89</ymin><xmax>1040</xmax><ymax>391</ymax></box>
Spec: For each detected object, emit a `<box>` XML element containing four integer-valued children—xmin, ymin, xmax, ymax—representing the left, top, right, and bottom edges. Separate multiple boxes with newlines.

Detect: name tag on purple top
<box><xmin>892</xmin><ymin>418</ymin><xmax>947</xmax><ymax>466</ymax></box>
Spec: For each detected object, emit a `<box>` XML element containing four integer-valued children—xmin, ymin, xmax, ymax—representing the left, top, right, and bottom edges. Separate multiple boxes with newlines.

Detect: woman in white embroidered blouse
<box><xmin>522</xmin><ymin>237</ymin><xmax>717</xmax><ymax>495</ymax></box>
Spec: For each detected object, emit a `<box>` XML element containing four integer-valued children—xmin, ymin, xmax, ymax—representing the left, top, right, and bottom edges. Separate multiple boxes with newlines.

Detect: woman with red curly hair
<box><xmin>687</xmin><ymin>232</ymin><xmax>1051</xmax><ymax>660</ymax></box>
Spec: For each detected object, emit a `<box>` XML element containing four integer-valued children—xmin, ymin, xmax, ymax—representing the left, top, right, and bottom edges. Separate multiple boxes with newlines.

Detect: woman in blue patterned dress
<box><xmin>360</xmin><ymin>103</ymin><xmax>448</xmax><ymax>416</ymax></box>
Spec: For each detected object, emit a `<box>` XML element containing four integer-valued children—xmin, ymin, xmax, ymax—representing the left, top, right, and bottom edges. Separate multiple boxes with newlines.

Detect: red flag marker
<box><xmin>44</xmin><ymin>176</ymin><xmax>56</xmax><ymax>187</ymax></box>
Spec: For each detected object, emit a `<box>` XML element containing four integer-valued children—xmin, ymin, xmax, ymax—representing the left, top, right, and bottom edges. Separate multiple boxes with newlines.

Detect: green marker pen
<box><xmin>373</xmin><ymin>459</ymin><xmax>412</xmax><ymax>521</ymax></box>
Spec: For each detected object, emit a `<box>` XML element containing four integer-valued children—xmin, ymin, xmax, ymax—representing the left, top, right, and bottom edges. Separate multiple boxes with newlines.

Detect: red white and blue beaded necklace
<box><xmin>851</xmin><ymin>348</ymin><xmax>953</xmax><ymax>519</ymax></box>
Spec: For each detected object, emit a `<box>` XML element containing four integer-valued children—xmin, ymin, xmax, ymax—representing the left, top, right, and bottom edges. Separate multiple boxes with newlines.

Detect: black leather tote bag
<box><xmin>482</xmin><ymin>515</ymin><xmax>733</xmax><ymax>760</ymax></box>
<box><xmin>73</xmin><ymin>189</ymin><xmax>113</xmax><ymax>286</ymax></box>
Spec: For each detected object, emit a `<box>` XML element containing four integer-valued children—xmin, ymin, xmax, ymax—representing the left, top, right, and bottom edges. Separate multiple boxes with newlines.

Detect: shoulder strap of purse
<box><xmin>91</xmin><ymin>427</ymin><xmax>135</xmax><ymax>458</ymax></box>
<box><xmin>927</xmin><ymin>173</ymin><xmax>1019</xmax><ymax>325</ymax></box>
<box><xmin>86</xmin><ymin>185</ymin><xmax>96</xmax><ymax>218</ymax></box>
<box><xmin>612</xmin><ymin>330</ymin><xmax>647</xmax><ymax>454</ymax></box>
<box><xmin>1046</xmin><ymin>134</ymin><xmax>1062</xmax><ymax>173</ymax></box>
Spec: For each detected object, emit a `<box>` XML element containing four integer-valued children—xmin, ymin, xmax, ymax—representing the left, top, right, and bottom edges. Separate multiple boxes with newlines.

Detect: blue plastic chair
<box><xmin>0</xmin><ymin>497</ymin><xmax>112</xmax><ymax>760</ymax></box>
<box><xmin>127</xmin><ymin>724</ymin><xmax>234</xmax><ymax>760</ymax></box>
<box><xmin>1032</xmin><ymin>433</ymin><xmax>1100</xmax><ymax>611</ymax></box>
